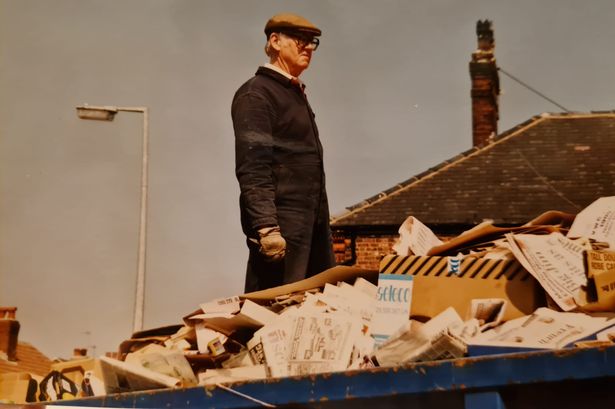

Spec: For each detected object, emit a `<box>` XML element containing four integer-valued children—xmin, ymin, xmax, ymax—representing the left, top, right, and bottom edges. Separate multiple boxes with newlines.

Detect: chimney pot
<box><xmin>0</xmin><ymin>306</ymin><xmax>20</xmax><ymax>361</ymax></box>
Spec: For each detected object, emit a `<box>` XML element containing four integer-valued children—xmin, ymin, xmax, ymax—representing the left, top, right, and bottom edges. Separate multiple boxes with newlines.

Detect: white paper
<box><xmin>200</xmin><ymin>296</ymin><xmax>241</xmax><ymax>315</ymax></box>
<box><xmin>348</xmin><ymin>333</ymin><xmax>376</xmax><ymax>370</ymax></box>
<box><xmin>256</xmin><ymin>319</ymin><xmax>294</xmax><ymax>377</ymax></box>
<box><xmin>98</xmin><ymin>356</ymin><xmax>181</xmax><ymax>393</ymax></box>
<box><xmin>194</xmin><ymin>322</ymin><xmax>227</xmax><ymax>354</ymax></box>
<box><xmin>221</xmin><ymin>350</ymin><xmax>254</xmax><ymax>369</ymax></box>
<box><xmin>374</xmin><ymin>307</ymin><xmax>464</xmax><ymax>366</ymax></box>
<box><xmin>568</xmin><ymin>196</ymin><xmax>615</xmax><ymax>249</ymax></box>
<box><xmin>239</xmin><ymin>300</ymin><xmax>279</xmax><ymax>326</ymax></box>
<box><xmin>393</xmin><ymin>216</ymin><xmax>443</xmax><ymax>256</ymax></box>
<box><xmin>353</xmin><ymin>277</ymin><xmax>378</xmax><ymax>299</ymax></box>
<box><xmin>506</xmin><ymin>232</ymin><xmax>587</xmax><ymax>311</ymax></box>
<box><xmin>469</xmin><ymin>308</ymin><xmax>615</xmax><ymax>349</ymax></box>
<box><xmin>125</xmin><ymin>346</ymin><xmax>197</xmax><ymax>385</ymax></box>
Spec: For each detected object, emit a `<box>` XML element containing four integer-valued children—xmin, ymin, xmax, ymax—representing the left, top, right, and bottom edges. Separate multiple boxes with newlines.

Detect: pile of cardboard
<box><xmin>21</xmin><ymin>196</ymin><xmax>615</xmax><ymax>403</ymax></box>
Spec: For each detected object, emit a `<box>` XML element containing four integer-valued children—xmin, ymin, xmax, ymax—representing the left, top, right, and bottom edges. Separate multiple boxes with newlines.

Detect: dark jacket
<box><xmin>232</xmin><ymin>66</ymin><xmax>334</xmax><ymax>291</ymax></box>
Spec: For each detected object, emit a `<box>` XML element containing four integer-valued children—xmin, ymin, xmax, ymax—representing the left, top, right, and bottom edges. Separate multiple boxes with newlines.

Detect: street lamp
<box><xmin>76</xmin><ymin>104</ymin><xmax>149</xmax><ymax>334</ymax></box>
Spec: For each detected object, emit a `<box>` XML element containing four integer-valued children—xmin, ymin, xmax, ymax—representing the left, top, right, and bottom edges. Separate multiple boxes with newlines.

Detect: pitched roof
<box><xmin>0</xmin><ymin>342</ymin><xmax>52</xmax><ymax>376</ymax></box>
<box><xmin>332</xmin><ymin>112</ymin><xmax>615</xmax><ymax>228</ymax></box>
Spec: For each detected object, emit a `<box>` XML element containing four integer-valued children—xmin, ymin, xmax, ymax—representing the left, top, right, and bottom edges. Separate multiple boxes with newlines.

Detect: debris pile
<box><xmin>3</xmin><ymin>196</ymin><xmax>615</xmax><ymax>403</ymax></box>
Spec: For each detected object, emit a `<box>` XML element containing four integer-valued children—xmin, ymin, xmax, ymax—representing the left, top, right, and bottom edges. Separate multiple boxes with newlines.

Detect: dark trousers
<box><xmin>244</xmin><ymin>218</ymin><xmax>335</xmax><ymax>293</ymax></box>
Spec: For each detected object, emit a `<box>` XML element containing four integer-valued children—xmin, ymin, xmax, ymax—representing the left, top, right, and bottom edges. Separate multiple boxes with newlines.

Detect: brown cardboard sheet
<box><xmin>242</xmin><ymin>265</ymin><xmax>378</xmax><ymax>301</ymax></box>
<box><xmin>426</xmin><ymin>210</ymin><xmax>575</xmax><ymax>257</ymax></box>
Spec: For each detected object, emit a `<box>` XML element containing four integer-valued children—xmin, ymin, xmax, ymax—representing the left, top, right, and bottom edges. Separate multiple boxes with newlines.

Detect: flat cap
<box><xmin>264</xmin><ymin>13</ymin><xmax>322</xmax><ymax>37</ymax></box>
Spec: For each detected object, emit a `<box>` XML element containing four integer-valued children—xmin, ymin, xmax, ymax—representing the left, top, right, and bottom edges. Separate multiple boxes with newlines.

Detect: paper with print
<box><xmin>506</xmin><ymin>232</ymin><xmax>587</xmax><ymax>311</ymax></box>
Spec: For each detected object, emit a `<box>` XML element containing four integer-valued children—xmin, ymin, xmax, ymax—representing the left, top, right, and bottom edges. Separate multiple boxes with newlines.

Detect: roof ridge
<box><xmin>331</xmin><ymin>114</ymin><xmax>553</xmax><ymax>225</ymax></box>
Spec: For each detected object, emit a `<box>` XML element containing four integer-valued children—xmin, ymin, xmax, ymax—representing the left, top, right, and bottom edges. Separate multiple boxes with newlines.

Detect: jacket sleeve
<box><xmin>232</xmin><ymin>91</ymin><xmax>278</xmax><ymax>231</ymax></box>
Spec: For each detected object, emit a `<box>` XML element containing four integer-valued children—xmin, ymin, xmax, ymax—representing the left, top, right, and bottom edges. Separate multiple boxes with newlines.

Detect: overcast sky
<box><xmin>1</xmin><ymin>0</ymin><xmax>614</xmax><ymax>359</ymax></box>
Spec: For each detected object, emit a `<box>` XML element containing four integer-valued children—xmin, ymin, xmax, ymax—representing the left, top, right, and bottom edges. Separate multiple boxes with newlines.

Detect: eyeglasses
<box><xmin>280</xmin><ymin>32</ymin><xmax>320</xmax><ymax>51</ymax></box>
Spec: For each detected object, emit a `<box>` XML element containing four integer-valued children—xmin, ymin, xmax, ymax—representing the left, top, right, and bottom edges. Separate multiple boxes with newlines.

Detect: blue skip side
<box><xmin>49</xmin><ymin>345</ymin><xmax>615</xmax><ymax>409</ymax></box>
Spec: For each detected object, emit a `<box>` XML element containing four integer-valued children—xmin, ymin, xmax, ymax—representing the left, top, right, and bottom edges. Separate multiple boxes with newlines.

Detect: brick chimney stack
<box><xmin>0</xmin><ymin>306</ymin><xmax>20</xmax><ymax>361</ymax></box>
<box><xmin>470</xmin><ymin>20</ymin><xmax>500</xmax><ymax>147</ymax></box>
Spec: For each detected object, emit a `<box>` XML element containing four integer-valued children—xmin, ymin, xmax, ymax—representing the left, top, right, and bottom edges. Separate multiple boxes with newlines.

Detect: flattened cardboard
<box><xmin>98</xmin><ymin>356</ymin><xmax>181</xmax><ymax>394</ymax></box>
<box><xmin>242</xmin><ymin>265</ymin><xmax>378</xmax><ymax>301</ymax></box>
<box><xmin>379</xmin><ymin>254</ymin><xmax>544</xmax><ymax>321</ymax></box>
<box><xmin>182</xmin><ymin>266</ymin><xmax>378</xmax><ymax>328</ymax></box>
<box><xmin>426</xmin><ymin>212</ymin><xmax>572</xmax><ymax>256</ymax></box>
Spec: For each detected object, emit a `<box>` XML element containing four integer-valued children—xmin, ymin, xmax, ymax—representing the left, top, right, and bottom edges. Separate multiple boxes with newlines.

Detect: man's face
<box><xmin>273</xmin><ymin>32</ymin><xmax>318</xmax><ymax>77</ymax></box>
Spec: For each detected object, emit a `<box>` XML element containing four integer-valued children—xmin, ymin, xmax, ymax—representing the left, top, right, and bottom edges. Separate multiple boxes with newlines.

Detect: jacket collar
<box><xmin>256</xmin><ymin>66</ymin><xmax>298</xmax><ymax>88</ymax></box>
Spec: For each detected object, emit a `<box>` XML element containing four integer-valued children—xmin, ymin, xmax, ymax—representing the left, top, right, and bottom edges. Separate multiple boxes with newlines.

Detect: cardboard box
<box><xmin>577</xmin><ymin>250</ymin><xmax>615</xmax><ymax>312</ymax></box>
<box><xmin>0</xmin><ymin>372</ymin><xmax>37</xmax><ymax>403</ymax></box>
<box><xmin>50</xmin><ymin>358</ymin><xmax>105</xmax><ymax>398</ymax></box>
<box><xmin>379</xmin><ymin>254</ymin><xmax>544</xmax><ymax>321</ymax></box>
<box><xmin>51</xmin><ymin>357</ymin><xmax>101</xmax><ymax>387</ymax></box>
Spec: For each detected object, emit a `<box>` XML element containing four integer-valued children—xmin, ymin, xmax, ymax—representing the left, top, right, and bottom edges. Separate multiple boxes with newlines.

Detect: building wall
<box><xmin>353</xmin><ymin>235</ymin><xmax>398</xmax><ymax>270</ymax></box>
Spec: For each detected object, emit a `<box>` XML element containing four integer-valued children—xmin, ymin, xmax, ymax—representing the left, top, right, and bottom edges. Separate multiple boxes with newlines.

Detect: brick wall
<box><xmin>353</xmin><ymin>235</ymin><xmax>397</xmax><ymax>270</ymax></box>
<box><xmin>470</xmin><ymin>63</ymin><xmax>499</xmax><ymax>147</ymax></box>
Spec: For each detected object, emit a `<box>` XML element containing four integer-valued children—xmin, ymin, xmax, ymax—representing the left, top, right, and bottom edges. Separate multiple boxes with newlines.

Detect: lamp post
<box><xmin>76</xmin><ymin>104</ymin><xmax>149</xmax><ymax>333</ymax></box>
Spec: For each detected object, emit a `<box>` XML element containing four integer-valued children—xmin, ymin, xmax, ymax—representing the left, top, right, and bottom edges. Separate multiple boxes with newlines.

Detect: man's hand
<box><xmin>257</xmin><ymin>226</ymin><xmax>286</xmax><ymax>262</ymax></box>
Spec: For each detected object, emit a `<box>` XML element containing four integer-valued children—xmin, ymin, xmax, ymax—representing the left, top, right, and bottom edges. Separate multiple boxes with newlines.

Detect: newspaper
<box><xmin>257</xmin><ymin>320</ymin><xmax>293</xmax><ymax>377</ymax></box>
<box><xmin>506</xmin><ymin>232</ymin><xmax>587</xmax><ymax>311</ymax></box>
<box><xmin>287</xmin><ymin>311</ymin><xmax>361</xmax><ymax>376</ymax></box>
<box><xmin>393</xmin><ymin>216</ymin><xmax>443</xmax><ymax>256</ymax></box>
<box><xmin>321</xmin><ymin>282</ymin><xmax>376</xmax><ymax>329</ymax></box>
<box><xmin>568</xmin><ymin>196</ymin><xmax>615</xmax><ymax>249</ymax></box>
<box><xmin>469</xmin><ymin>308</ymin><xmax>615</xmax><ymax>349</ymax></box>
<box><xmin>373</xmin><ymin>307</ymin><xmax>464</xmax><ymax>366</ymax></box>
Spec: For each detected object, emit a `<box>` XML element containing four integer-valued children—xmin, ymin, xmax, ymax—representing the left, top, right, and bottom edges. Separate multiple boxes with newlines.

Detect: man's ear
<box><xmin>269</xmin><ymin>33</ymin><xmax>282</xmax><ymax>51</ymax></box>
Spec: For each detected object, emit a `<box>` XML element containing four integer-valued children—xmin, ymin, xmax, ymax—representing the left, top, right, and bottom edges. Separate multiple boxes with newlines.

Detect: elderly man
<box><xmin>231</xmin><ymin>13</ymin><xmax>335</xmax><ymax>292</ymax></box>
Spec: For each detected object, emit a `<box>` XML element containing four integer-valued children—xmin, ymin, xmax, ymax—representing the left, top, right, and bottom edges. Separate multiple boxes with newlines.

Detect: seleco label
<box><xmin>377</xmin><ymin>285</ymin><xmax>410</xmax><ymax>303</ymax></box>
<box><xmin>372</xmin><ymin>274</ymin><xmax>414</xmax><ymax>345</ymax></box>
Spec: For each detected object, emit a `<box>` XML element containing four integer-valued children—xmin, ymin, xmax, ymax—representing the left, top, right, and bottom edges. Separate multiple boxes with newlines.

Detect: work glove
<box><xmin>257</xmin><ymin>226</ymin><xmax>286</xmax><ymax>262</ymax></box>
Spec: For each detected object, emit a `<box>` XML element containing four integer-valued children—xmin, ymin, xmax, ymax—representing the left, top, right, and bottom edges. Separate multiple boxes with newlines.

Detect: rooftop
<box><xmin>332</xmin><ymin>111</ymin><xmax>615</xmax><ymax>229</ymax></box>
